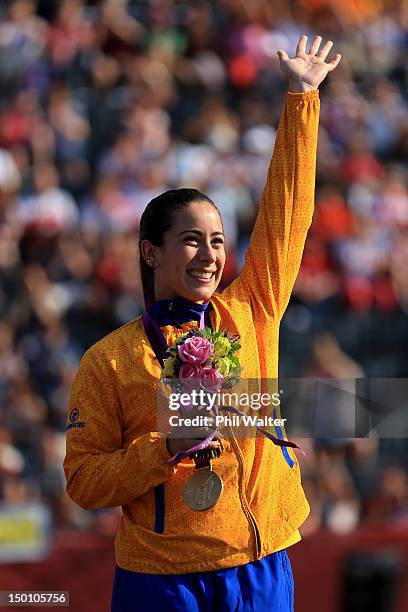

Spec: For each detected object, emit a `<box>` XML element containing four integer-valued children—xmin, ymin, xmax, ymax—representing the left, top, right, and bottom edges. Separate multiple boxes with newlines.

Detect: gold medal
<box><xmin>183</xmin><ymin>465</ymin><xmax>223</xmax><ymax>511</ymax></box>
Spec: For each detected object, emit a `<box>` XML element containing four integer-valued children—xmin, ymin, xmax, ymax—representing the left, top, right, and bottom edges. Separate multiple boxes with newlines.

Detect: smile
<box><xmin>188</xmin><ymin>271</ymin><xmax>216</xmax><ymax>282</ymax></box>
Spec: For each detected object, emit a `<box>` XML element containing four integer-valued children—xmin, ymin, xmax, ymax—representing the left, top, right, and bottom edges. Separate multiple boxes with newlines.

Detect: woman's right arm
<box><xmin>63</xmin><ymin>348</ymin><xmax>177</xmax><ymax>510</ymax></box>
<box><xmin>220</xmin><ymin>36</ymin><xmax>340</xmax><ymax>321</ymax></box>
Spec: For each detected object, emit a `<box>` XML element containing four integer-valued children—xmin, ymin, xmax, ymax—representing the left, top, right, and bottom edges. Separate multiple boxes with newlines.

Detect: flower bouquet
<box><xmin>161</xmin><ymin>327</ymin><xmax>241</xmax><ymax>391</ymax></box>
<box><xmin>160</xmin><ymin>327</ymin><xmax>242</xmax><ymax>463</ymax></box>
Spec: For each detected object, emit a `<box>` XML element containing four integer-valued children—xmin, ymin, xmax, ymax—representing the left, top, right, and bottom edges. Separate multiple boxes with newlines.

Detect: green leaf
<box><xmin>229</xmin><ymin>355</ymin><xmax>240</xmax><ymax>367</ymax></box>
<box><xmin>230</xmin><ymin>343</ymin><xmax>241</xmax><ymax>351</ymax></box>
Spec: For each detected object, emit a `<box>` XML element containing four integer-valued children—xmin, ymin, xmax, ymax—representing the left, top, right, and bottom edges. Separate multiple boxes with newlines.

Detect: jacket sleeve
<box><xmin>222</xmin><ymin>90</ymin><xmax>320</xmax><ymax>320</ymax></box>
<box><xmin>63</xmin><ymin>347</ymin><xmax>177</xmax><ymax>510</ymax></box>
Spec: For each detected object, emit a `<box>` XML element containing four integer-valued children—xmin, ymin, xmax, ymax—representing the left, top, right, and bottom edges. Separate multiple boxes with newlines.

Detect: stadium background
<box><xmin>0</xmin><ymin>0</ymin><xmax>407</xmax><ymax>610</ymax></box>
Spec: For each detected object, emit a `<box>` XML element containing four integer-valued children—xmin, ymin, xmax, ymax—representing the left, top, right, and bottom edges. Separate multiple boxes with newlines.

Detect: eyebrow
<box><xmin>178</xmin><ymin>229</ymin><xmax>225</xmax><ymax>237</ymax></box>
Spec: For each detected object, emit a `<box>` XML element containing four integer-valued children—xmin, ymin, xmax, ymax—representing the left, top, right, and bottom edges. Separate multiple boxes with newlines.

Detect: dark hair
<box><xmin>138</xmin><ymin>188</ymin><xmax>221</xmax><ymax>308</ymax></box>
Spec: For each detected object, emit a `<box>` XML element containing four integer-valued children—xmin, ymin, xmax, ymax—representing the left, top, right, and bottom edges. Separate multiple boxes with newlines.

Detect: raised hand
<box><xmin>277</xmin><ymin>35</ymin><xmax>342</xmax><ymax>92</ymax></box>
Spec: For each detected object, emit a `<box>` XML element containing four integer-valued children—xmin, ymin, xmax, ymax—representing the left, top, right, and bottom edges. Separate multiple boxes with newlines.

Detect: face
<box><xmin>142</xmin><ymin>200</ymin><xmax>226</xmax><ymax>303</ymax></box>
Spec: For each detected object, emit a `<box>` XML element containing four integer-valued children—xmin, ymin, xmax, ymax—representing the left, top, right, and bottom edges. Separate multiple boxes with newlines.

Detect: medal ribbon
<box><xmin>143</xmin><ymin>310</ymin><xmax>216</xmax><ymax>463</ymax></box>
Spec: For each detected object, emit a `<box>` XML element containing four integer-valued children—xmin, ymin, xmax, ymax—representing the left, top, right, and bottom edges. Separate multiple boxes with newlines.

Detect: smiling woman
<box><xmin>64</xmin><ymin>34</ymin><xmax>342</xmax><ymax>612</ymax></box>
<box><xmin>139</xmin><ymin>190</ymin><xmax>226</xmax><ymax>305</ymax></box>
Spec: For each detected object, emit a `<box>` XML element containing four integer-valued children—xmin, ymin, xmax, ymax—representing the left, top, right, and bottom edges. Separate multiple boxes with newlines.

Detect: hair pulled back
<box><xmin>139</xmin><ymin>188</ymin><xmax>220</xmax><ymax>308</ymax></box>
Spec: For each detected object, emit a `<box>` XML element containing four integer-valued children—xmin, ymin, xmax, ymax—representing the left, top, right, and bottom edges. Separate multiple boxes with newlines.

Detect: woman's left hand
<box><xmin>278</xmin><ymin>35</ymin><xmax>342</xmax><ymax>92</ymax></box>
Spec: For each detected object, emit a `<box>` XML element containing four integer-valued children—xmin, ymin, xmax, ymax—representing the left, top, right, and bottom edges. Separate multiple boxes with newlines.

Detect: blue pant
<box><xmin>111</xmin><ymin>550</ymin><xmax>294</xmax><ymax>612</ymax></box>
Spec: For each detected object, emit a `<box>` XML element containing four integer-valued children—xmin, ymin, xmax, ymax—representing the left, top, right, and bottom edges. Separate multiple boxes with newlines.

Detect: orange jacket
<box><xmin>64</xmin><ymin>90</ymin><xmax>320</xmax><ymax>574</ymax></box>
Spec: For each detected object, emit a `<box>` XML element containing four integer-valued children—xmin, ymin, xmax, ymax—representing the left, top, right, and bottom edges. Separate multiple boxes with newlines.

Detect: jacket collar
<box><xmin>146</xmin><ymin>296</ymin><xmax>209</xmax><ymax>328</ymax></box>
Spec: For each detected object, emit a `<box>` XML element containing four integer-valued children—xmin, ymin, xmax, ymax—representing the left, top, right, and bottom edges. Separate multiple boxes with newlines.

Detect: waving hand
<box><xmin>278</xmin><ymin>35</ymin><xmax>342</xmax><ymax>92</ymax></box>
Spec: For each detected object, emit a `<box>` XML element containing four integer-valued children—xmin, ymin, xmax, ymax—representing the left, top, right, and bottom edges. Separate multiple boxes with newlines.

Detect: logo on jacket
<box><xmin>69</xmin><ymin>408</ymin><xmax>80</xmax><ymax>422</ymax></box>
<box><xmin>67</xmin><ymin>408</ymin><xmax>86</xmax><ymax>430</ymax></box>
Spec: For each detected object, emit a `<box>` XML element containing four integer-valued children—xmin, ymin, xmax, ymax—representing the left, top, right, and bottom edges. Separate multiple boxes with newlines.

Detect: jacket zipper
<box><xmin>208</xmin><ymin>308</ymin><xmax>261</xmax><ymax>557</ymax></box>
<box><xmin>229</xmin><ymin>426</ymin><xmax>262</xmax><ymax>559</ymax></box>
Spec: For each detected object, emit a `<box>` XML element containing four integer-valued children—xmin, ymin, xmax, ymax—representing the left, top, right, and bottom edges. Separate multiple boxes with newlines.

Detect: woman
<box><xmin>64</xmin><ymin>36</ymin><xmax>341</xmax><ymax>611</ymax></box>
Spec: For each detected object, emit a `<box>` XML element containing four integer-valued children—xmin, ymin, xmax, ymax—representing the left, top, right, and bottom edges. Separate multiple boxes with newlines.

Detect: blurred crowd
<box><xmin>0</xmin><ymin>0</ymin><xmax>407</xmax><ymax>536</ymax></box>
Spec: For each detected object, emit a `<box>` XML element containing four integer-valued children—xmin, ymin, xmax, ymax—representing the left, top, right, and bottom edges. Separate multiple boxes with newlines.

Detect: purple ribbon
<box><xmin>142</xmin><ymin>310</ymin><xmax>218</xmax><ymax>462</ymax></box>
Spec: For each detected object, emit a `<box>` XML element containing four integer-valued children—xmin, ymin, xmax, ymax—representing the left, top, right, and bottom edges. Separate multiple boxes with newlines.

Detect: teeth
<box><xmin>189</xmin><ymin>271</ymin><xmax>213</xmax><ymax>279</ymax></box>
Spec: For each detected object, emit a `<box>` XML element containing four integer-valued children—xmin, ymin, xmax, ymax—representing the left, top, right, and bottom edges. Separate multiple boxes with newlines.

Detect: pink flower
<box><xmin>177</xmin><ymin>336</ymin><xmax>213</xmax><ymax>366</ymax></box>
<box><xmin>200</xmin><ymin>366</ymin><xmax>223</xmax><ymax>392</ymax></box>
<box><xmin>179</xmin><ymin>363</ymin><xmax>201</xmax><ymax>387</ymax></box>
